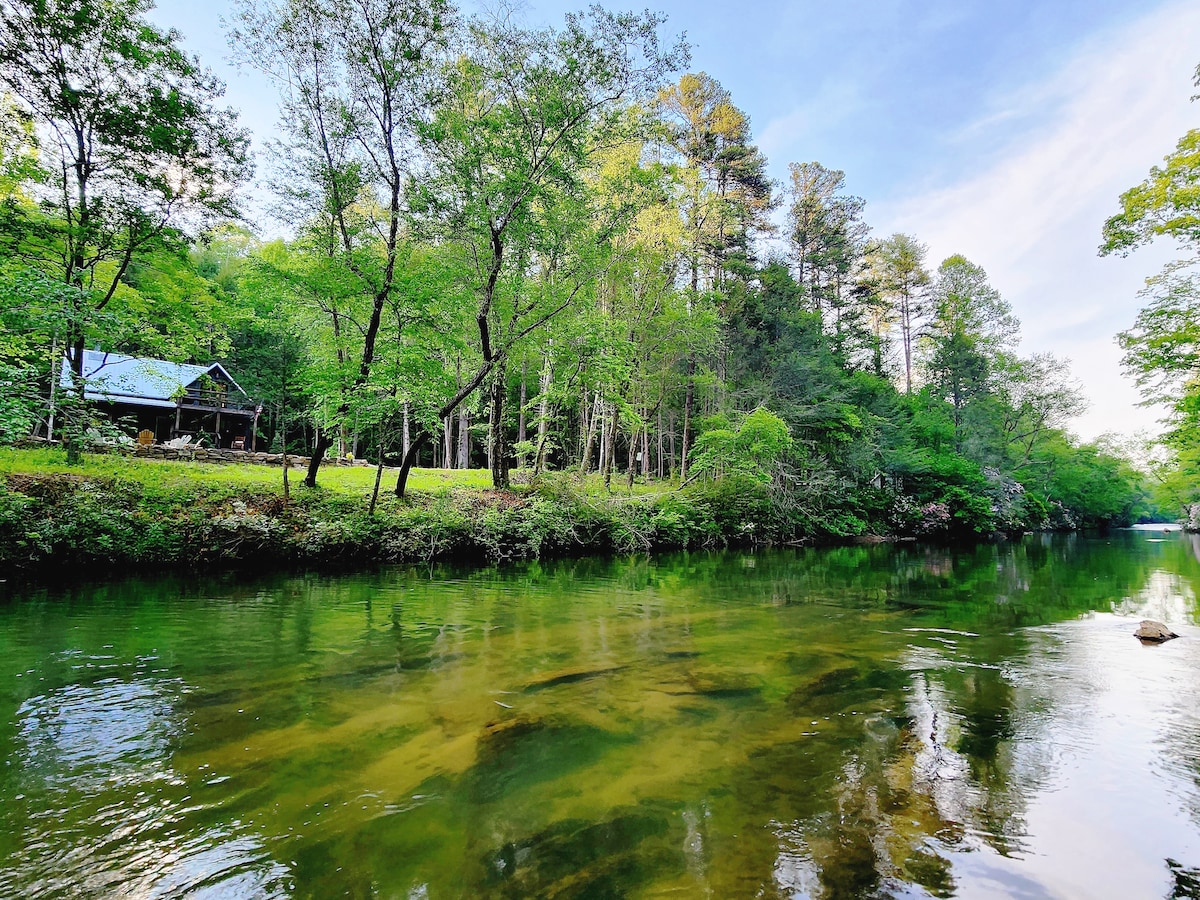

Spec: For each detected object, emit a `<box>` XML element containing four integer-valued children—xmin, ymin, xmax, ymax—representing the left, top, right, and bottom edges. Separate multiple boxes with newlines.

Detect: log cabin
<box><xmin>62</xmin><ymin>350</ymin><xmax>260</xmax><ymax>449</ymax></box>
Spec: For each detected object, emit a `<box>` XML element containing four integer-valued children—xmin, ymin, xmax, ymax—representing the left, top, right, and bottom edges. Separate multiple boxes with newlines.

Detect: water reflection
<box><xmin>1</xmin><ymin>661</ymin><xmax>292</xmax><ymax>898</ymax></box>
<box><xmin>16</xmin><ymin>675</ymin><xmax>180</xmax><ymax>789</ymax></box>
<box><xmin>1</xmin><ymin>532</ymin><xmax>1200</xmax><ymax>897</ymax></box>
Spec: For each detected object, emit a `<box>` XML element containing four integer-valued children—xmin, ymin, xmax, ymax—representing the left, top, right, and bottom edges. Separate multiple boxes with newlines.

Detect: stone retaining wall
<box><xmin>123</xmin><ymin>445</ymin><xmax>373</xmax><ymax>469</ymax></box>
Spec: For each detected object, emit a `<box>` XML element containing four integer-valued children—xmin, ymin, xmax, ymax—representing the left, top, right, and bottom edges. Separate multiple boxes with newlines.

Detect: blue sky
<box><xmin>153</xmin><ymin>0</ymin><xmax>1200</xmax><ymax>441</ymax></box>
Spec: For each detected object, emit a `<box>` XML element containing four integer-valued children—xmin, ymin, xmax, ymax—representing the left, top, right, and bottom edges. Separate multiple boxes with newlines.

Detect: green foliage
<box><xmin>0</xmin><ymin>93</ymin><xmax>39</xmax><ymax>200</ymax></box>
<box><xmin>690</xmin><ymin>407</ymin><xmax>791</xmax><ymax>485</ymax></box>
<box><xmin>0</xmin><ymin>451</ymin><xmax>781</xmax><ymax>572</ymax></box>
<box><xmin>1118</xmin><ymin>265</ymin><xmax>1200</xmax><ymax>404</ymax></box>
<box><xmin>0</xmin><ymin>0</ymin><xmax>1150</xmax><ymax>541</ymax></box>
<box><xmin>1099</xmin><ymin>65</ymin><xmax>1200</xmax><ymax>519</ymax></box>
<box><xmin>1101</xmin><ymin>127</ymin><xmax>1200</xmax><ymax>256</ymax></box>
<box><xmin>0</xmin><ymin>0</ymin><xmax>250</xmax><ymax>308</ymax></box>
<box><xmin>1029</xmin><ymin>436</ymin><xmax>1147</xmax><ymax>528</ymax></box>
<box><xmin>0</xmin><ymin>362</ymin><xmax>39</xmax><ymax>442</ymax></box>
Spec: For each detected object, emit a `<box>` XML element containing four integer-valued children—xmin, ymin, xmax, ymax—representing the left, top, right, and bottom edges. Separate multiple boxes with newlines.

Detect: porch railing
<box><xmin>180</xmin><ymin>389</ymin><xmax>256</xmax><ymax>412</ymax></box>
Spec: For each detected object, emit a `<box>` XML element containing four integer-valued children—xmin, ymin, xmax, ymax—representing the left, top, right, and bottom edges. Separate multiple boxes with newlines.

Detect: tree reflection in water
<box><xmin>1</xmin><ymin>531</ymin><xmax>1200</xmax><ymax>898</ymax></box>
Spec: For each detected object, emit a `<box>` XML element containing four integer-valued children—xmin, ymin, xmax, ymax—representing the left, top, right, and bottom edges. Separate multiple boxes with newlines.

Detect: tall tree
<box><xmin>786</xmin><ymin>164</ymin><xmax>866</xmax><ymax>306</ymax></box>
<box><xmin>0</xmin><ymin>0</ymin><xmax>251</xmax><ymax>458</ymax></box>
<box><xmin>657</xmin><ymin>72</ymin><xmax>772</xmax><ymax>291</ymax></box>
<box><xmin>656</xmin><ymin>71</ymin><xmax>770</xmax><ymax>478</ymax></box>
<box><xmin>1100</xmin><ymin>129</ymin><xmax>1200</xmax><ymax>257</ymax></box>
<box><xmin>784</xmin><ymin>161</ymin><xmax>874</xmax><ymax>365</ymax></box>
<box><xmin>400</xmin><ymin>6</ymin><xmax>685</xmax><ymax>493</ymax></box>
<box><xmin>874</xmin><ymin>233</ymin><xmax>930</xmax><ymax>395</ymax></box>
<box><xmin>231</xmin><ymin>0</ymin><xmax>453</xmax><ymax>486</ymax></box>
<box><xmin>0</xmin><ymin>94</ymin><xmax>39</xmax><ymax>202</ymax></box>
<box><xmin>1117</xmin><ymin>266</ymin><xmax>1200</xmax><ymax>404</ymax></box>
<box><xmin>994</xmin><ymin>352</ymin><xmax>1086</xmax><ymax>469</ymax></box>
<box><xmin>1100</xmin><ymin>62</ymin><xmax>1200</xmax><ymax>517</ymax></box>
<box><xmin>924</xmin><ymin>254</ymin><xmax>1018</xmax><ymax>439</ymax></box>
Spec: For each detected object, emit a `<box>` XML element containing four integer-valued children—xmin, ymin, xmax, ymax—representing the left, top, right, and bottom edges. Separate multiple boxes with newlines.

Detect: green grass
<box><xmin>0</xmin><ymin>447</ymin><xmax>496</xmax><ymax>498</ymax></box>
<box><xmin>0</xmin><ymin>448</ymin><xmax>678</xmax><ymax>501</ymax></box>
<box><xmin>0</xmin><ymin>447</ymin><xmax>763</xmax><ymax>574</ymax></box>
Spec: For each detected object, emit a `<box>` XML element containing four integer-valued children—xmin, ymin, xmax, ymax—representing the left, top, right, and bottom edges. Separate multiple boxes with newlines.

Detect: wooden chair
<box><xmin>137</xmin><ymin>429</ymin><xmax>155</xmax><ymax>447</ymax></box>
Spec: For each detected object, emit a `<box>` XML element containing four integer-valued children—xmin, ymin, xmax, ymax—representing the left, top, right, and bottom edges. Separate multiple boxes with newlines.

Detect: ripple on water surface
<box><xmin>2</xmin><ymin>658</ymin><xmax>294</xmax><ymax>899</ymax></box>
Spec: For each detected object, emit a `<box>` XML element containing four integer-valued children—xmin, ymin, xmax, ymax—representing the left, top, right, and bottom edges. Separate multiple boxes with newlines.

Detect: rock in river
<box><xmin>1135</xmin><ymin>619</ymin><xmax>1179</xmax><ymax>643</ymax></box>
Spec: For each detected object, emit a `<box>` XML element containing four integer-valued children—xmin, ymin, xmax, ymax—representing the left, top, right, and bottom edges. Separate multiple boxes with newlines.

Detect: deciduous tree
<box><xmin>400</xmin><ymin>6</ymin><xmax>685</xmax><ymax>492</ymax></box>
<box><xmin>0</xmin><ymin>0</ymin><xmax>251</xmax><ymax>458</ymax></box>
<box><xmin>231</xmin><ymin>0</ymin><xmax>453</xmax><ymax>486</ymax></box>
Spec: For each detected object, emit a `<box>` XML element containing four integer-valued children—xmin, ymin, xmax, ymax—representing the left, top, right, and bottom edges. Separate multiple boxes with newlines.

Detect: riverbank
<box><xmin>0</xmin><ymin>449</ymin><xmax>789</xmax><ymax>575</ymax></box>
<box><xmin>4</xmin><ymin>447</ymin><xmax>1144</xmax><ymax>576</ymax></box>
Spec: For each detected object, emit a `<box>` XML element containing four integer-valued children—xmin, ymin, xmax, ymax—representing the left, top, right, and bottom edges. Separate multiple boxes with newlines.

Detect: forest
<box><xmin>0</xmin><ymin>0</ymin><xmax>1193</xmax><ymax>544</ymax></box>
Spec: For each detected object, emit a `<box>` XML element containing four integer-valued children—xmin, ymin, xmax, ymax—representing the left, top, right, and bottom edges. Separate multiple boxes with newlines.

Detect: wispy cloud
<box><xmin>874</xmin><ymin>0</ymin><xmax>1200</xmax><ymax>440</ymax></box>
<box><xmin>756</xmin><ymin>80</ymin><xmax>866</xmax><ymax>166</ymax></box>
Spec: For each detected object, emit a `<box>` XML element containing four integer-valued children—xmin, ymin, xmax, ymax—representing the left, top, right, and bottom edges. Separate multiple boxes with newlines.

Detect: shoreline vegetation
<box><xmin>0</xmin><ymin>448</ymin><xmax>1165</xmax><ymax>578</ymax></box>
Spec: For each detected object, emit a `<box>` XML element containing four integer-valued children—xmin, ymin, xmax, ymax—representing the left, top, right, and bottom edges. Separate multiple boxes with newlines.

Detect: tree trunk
<box><xmin>626</xmin><ymin>425</ymin><xmax>636</xmax><ymax>491</ymax></box>
<box><xmin>603</xmin><ymin>406</ymin><xmax>616</xmax><ymax>491</ymax></box>
<box><xmin>394</xmin><ymin>431</ymin><xmax>429</xmax><ymax>498</ymax></box>
<box><xmin>489</xmin><ymin>358</ymin><xmax>510</xmax><ymax>489</ymax></box>
<box><xmin>668</xmin><ymin>411</ymin><xmax>676</xmax><ymax>478</ymax></box>
<box><xmin>518</xmin><ymin>357</ymin><xmax>527</xmax><ymax>445</ymax></box>
<box><xmin>45</xmin><ymin>334</ymin><xmax>59</xmax><ymax>440</ymax></box>
<box><xmin>581</xmin><ymin>391</ymin><xmax>601</xmax><ymax>473</ymax></box>
<box><xmin>456</xmin><ymin>406</ymin><xmax>470</xmax><ymax>469</ymax></box>
<box><xmin>368</xmin><ymin>430</ymin><xmax>385</xmax><ymax>515</ymax></box>
<box><xmin>534</xmin><ymin>353</ymin><xmax>552</xmax><ymax>475</ymax></box>
<box><xmin>281</xmin><ymin>404</ymin><xmax>290</xmax><ymax>507</ymax></box>
<box><xmin>443</xmin><ymin>415</ymin><xmax>453</xmax><ymax>469</ymax></box>
<box><xmin>657</xmin><ymin>406</ymin><xmax>664</xmax><ymax>480</ymax></box>
<box><xmin>304</xmin><ymin>431</ymin><xmax>333</xmax><ymax>488</ymax></box>
<box><xmin>641</xmin><ymin>420</ymin><xmax>650</xmax><ymax>478</ymax></box>
<box><xmin>402</xmin><ymin>402</ymin><xmax>410</xmax><ymax>460</ymax></box>
<box><xmin>901</xmin><ymin>292</ymin><xmax>914</xmax><ymax>394</ymax></box>
<box><xmin>64</xmin><ymin>334</ymin><xmax>87</xmax><ymax>464</ymax></box>
<box><xmin>579</xmin><ymin>388</ymin><xmax>589</xmax><ymax>462</ymax></box>
<box><xmin>679</xmin><ymin>355</ymin><xmax>696</xmax><ymax>482</ymax></box>
<box><xmin>597</xmin><ymin>400</ymin><xmax>608</xmax><ymax>480</ymax></box>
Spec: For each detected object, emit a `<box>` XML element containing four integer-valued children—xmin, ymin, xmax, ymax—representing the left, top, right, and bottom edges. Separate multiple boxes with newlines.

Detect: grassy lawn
<box><xmin>0</xmin><ymin>449</ymin><xmax>759</xmax><ymax>572</ymax></box>
<box><xmin>0</xmin><ymin>448</ymin><xmax>677</xmax><ymax>501</ymax></box>
<box><xmin>0</xmin><ymin>448</ymin><xmax>495</xmax><ymax>498</ymax></box>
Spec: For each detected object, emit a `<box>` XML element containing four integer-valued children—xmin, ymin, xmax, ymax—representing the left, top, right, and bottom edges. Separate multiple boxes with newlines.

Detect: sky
<box><xmin>152</xmin><ymin>0</ymin><xmax>1200</xmax><ymax>441</ymax></box>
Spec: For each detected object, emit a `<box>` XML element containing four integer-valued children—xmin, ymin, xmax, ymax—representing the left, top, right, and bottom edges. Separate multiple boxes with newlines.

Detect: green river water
<box><xmin>4</xmin><ymin>530</ymin><xmax>1200</xmax><ymax>898</ymax></box>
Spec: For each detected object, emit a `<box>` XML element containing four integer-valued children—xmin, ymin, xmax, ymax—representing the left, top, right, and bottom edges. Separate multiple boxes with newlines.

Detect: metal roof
<box><xmin>60</xmin><ymin>351</ymin><xmax>250</xmax><ymax>410</ymax></box>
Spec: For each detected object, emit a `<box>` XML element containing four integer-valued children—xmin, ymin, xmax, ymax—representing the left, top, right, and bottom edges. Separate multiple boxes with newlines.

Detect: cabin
<box><xmin>63</xmin><ymin>350</ymin><xmax>260</xmax><ymax>449</ymax></box>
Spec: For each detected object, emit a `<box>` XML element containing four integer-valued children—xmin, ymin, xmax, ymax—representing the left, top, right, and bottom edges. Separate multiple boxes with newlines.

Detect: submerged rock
<box><xmin>1135</xmin><ymin>619</ymin><xmax>1179</xmax><ymax>643</ymax></box>
<box><xmin>523</xmin><ymin>664</ymin><xmax>626</xmax><ymax>692</ymax></box>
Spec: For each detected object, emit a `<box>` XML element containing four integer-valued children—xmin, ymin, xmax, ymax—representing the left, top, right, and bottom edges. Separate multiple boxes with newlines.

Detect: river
<box><xmin>3</xmin><ymin>530</ymin><xmax>1200</xmax><ymax>898</ymax></box>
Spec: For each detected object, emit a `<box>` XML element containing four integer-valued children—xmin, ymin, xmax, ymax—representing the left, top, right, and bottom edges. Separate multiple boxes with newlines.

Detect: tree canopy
<box><xmin>0</xmin><ymin>0</ymin><xmax>1159</xmax><ymax>535</ymax></box>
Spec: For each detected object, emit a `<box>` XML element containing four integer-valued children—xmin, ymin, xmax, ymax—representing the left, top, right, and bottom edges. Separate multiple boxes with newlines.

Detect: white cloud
<box><xmin>756</xmin><ymin>79</ymin><xmax>866</xmax><ymax>166</ymax></box>
<box><xmin>757</xmin><ymin>106</ymin><xmax>814</xmax><ymax>164</ymax></box>
<box><xmin>874</xmin><ymin>0</ymin><xmax>1200</xmax><ymax>440</ymax></box>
